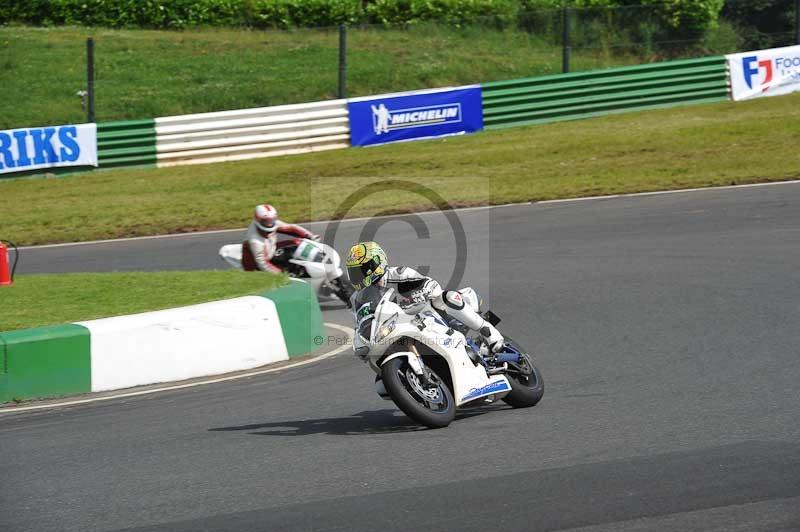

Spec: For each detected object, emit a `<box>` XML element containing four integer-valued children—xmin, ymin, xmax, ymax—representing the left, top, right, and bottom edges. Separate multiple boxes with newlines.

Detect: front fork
<box><xmin>375</xmin><ymin>345</ymin><xmax>431</xmax><ymax>399</ymax></box>
<box><xmin>382</xmin><ymin>345</ymin><xmax>432</xmax><ymax>384</ymax></box>
<box><xmin>407</xmin><ymin>344</ymin><xmax>436</xmax><ymax>385</ymax></box>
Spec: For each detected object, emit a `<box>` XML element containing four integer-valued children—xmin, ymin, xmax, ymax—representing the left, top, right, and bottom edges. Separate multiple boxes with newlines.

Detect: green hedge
<box><xmin>366</xmin><ymin>0</ymin><xmax>520</xmax><ymax>27</ymax></box>
<box><xmin>0</xmin><ymin>0</ymin><xmax>364</xmax><ymax>29</ymax></box>
<box><xmin>522</xmin><ymin>1</ymin><xmax>727</xmax><ymax>38</ymax></box>
<box><xmin>0</xmin><ymin>0</ymin><xmax>726</xmax><ymax>35</ymax></box>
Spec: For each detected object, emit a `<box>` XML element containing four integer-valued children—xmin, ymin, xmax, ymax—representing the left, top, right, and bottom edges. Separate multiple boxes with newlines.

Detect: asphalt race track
<box><xmin>3</xmin><ymin>183</ymin><xmax>800</xmax><ymax>531</ymax></box>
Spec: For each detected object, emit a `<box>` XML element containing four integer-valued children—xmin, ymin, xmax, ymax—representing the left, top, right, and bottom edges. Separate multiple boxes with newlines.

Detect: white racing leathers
<box><xmin>353</xmin><ymin>266</ymin><xmax>504</xmax><ymax>353</ymax></box>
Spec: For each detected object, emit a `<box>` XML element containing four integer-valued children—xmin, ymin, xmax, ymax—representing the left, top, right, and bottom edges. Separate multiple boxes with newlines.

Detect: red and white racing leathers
<box><xmin>241</xmin><ymin>221</ymin><xmax>318</xmax><ymax>273</ymax></box>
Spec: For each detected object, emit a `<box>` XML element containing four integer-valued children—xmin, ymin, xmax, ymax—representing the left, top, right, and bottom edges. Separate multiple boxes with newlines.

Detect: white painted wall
<box><xmin>79</xmin><ymin>296</ymin><xmax>288</xmax><ymax>392</ymax></box>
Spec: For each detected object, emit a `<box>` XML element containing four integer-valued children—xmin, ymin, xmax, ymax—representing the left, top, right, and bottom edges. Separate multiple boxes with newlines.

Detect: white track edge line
<box><xmin>19</xmin><ymin>202</ymin><xmax>529</xmax><ymax>250</ymax></box>
<box><xmin>535</xmin><ymin>179</ymin><xmax>800</xmax><ymax>205</ymax></box>
<box><xmin>19</xmin><ymin>180</ymin><xmax>800</xmax><ymax>250</ymax></box>
<box><xmin>0</xmin><ymin>322</ymin><xmax>352</xmax><ymax>414</ymax></box>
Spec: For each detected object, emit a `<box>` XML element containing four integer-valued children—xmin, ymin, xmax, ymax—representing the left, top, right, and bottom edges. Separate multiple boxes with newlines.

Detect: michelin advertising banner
<box><xmin>347</xmin><ymin>86</ymin><xmax>483</xmax><ymax>147</ymax></box>
<box><xmin>727</xmin><ymin>45</ymin><xmax>800</xmax><ymax>101</ymax></box>
<box><xmin>0</xmin><ymin>123</ymin><xmax>98</xmax><ymax>175</ymax></box>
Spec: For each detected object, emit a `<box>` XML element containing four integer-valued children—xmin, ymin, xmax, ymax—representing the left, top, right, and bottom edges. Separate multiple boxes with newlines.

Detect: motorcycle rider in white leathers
<box><xmin>242</xmin><ymin>203</ymin><xmax>320</xmax><ymax>273</ymax></box>
<box><xmin>345</xmin><ymin>241</ymin><xmax>504</xmax><ymax>355</ymax></box>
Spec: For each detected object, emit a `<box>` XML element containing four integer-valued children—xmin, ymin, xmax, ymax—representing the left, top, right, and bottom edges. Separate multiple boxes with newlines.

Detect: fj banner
<box><xmin>347</xmin><ymin>86</ymin><xmax>483</xmax><ymax>147</ymax></box>
<box><xmin>0</xmin><ymin>123</ymin><xmax>98</xmax><ymax>175</ymax></box>
<box><xmin>727</xmin><ymin>45</ymin><xmax>800</xmax><ymax>101</ymax></box>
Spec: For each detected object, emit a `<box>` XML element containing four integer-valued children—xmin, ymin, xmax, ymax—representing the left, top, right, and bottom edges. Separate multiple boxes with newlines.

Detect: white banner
<box><xmin>0</xmin><ymin>123</ymin><xmax>98</xmax><ymax>175</ymax></box>
<box><xmin>727</xmin><ymin>45</ymin><xmax>800</xmax><ymax>101</ymax></box>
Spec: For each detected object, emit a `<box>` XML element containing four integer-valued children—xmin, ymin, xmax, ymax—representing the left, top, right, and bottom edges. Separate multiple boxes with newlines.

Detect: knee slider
<box><xmin>443</xmin><ymin>290</ymin><xmax>465</xmax><ymax>310</ymax></box>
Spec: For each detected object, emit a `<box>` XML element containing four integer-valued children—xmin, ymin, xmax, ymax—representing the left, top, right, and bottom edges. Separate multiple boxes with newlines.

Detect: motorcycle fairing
<box><xmin>460</xmin><ymin>377</ymin><xmax>511</xmax><ymax>403</ymax></box>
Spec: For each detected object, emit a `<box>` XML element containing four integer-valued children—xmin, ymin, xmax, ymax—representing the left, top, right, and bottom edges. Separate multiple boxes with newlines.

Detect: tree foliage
<box><xmin>0</xmin><ymin>0</ymin><xmax>735</xmax><ymax>36</ymax></box>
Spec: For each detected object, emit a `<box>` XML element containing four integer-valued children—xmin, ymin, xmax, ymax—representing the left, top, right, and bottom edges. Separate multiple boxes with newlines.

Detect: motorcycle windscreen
<box><xmin>353</xmin><ymin>284</ymin><xmax>389</xmax><ymax>339</ymax></box>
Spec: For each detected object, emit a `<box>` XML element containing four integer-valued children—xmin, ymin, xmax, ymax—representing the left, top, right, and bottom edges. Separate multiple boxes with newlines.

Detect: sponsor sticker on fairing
<box><xmin>461</xmin><ymin>378</ymin><xmax>511</xmax><ymax>402</ymax></box>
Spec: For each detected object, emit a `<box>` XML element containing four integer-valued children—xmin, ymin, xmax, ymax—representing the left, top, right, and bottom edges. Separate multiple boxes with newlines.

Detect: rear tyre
<box><xmin>331</xmin><ymin>276</ymin><xmax>354</xmax><ymax>308</ymax></box>
<box><xmin>382</xmin><ymin>357</ymin><xmax>455</xmax><ymax>428</ymax></box>
<box><xmin>501</xmin><ymin>348</ymin><xmax>544</xmax><ymax>408</ymax></box>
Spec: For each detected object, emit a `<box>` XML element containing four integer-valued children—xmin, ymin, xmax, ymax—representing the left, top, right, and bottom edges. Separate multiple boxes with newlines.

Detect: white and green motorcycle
<box><xmin>355</xmin><ymin>285</ymin><xmax>544</xmax><ymax>428</ymax></box>
<box><xmin>219</xmin><ymin>238</ymin><xmax>354</xmax><ymax>307</ymax></box>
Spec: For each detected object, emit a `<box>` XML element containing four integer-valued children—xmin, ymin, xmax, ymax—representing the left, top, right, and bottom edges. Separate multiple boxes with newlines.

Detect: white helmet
<box><xmin>254</xmin><ymin>203</ymin><xmax>278</xmax><ymax>233</ymax></box>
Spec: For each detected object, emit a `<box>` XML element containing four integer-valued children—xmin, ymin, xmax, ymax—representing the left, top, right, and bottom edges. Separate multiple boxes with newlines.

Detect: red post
<box><xmin>0</xmin><ymin>241</ymin><xmax>11</xmax><ymax>286</ymax></box>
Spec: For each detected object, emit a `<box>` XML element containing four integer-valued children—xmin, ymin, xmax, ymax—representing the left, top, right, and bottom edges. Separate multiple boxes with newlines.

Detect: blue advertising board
<box><xmin>347</xmin><ymin>86</ymin><xmax>483</xmax><ymax>147</ymax></box>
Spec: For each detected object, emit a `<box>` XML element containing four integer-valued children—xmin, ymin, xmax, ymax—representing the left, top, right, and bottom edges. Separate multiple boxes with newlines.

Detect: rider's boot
<box><xmin>436</xmin><ymin>291</ymin><xmax>505</xmax><ymax>352</ymax></box>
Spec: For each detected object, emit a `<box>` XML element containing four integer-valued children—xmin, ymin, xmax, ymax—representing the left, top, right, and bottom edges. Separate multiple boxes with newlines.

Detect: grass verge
<box><xmin>0</xmin><ymin>271</ymin><xmax>286</xmax><ymax>332</ymax></box>
<box><xmin>1</xmin><ymin>93</ymin><xmax>798</xmax><ymax>246</ymax></box>
<box><xmin>1</xmin><ymin>24</ymin><xmax>651</xmax><ymax>129</ymax></box>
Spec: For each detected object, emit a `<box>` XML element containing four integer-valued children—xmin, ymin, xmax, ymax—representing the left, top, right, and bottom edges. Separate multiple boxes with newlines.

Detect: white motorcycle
<box><xmin>219</xmin><ymin>238</ymin><xmax>354</xmax><ymax>307</ymax></box>
<box><xmin>355</xmin><ymin>285</ymin><xmax>544</xmax><ymax>428</ymax></box>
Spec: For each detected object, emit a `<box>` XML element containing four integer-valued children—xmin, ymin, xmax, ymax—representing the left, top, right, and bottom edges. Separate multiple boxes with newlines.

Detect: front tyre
<box><xmin>502</xmin><ymin>352</ymin><xmax>544</xmax><ymax>408</ymax></box>
<box><xmin>382</xmin><ymin>358</ymin><xmax>455</xmax><ymax>428</ymax></box>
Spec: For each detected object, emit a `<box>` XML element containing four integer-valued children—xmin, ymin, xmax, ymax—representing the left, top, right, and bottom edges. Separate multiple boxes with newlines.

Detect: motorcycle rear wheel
<box><xmin>331</xmin><ymin>276</ymin><xmax>354</xmax><ymax>308</ymax></box>
<box><xmin>382</xmin><ymin>358</ymin><xmax>455</xmax><ymax>428</ymax></box>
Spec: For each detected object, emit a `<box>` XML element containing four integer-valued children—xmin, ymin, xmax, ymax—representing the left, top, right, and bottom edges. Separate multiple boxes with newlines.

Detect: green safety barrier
<box><xmin>0</xmin><ymin>281</ymin><xmax>325</xmax><ymax>404</ymax></box>
<box><xmin>6</xmin><ymin>56</ymin><xmax>732</xmax><ymax>175</ymax></box>
<box><xmin>97</xmin><ymin>119</ymin><xmax>157</xmax><ymax>168</ymax></box>
<box><xmin>0</xmin><ymin>325</ymin><xmax>91</xmax><ymax>403</ymax></box>
<box><xmin>261</xmin><ymin>280</ymin><xmax>325</xmax><ymax>358</ymax></box>
<box><xmin>481</xmin><ymin>56</ymin><xmax>729</xmax><ymax>129</ymax></box>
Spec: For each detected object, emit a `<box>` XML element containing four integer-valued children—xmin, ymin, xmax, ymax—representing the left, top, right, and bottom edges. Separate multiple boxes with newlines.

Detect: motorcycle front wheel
<box><xmin>382</xmin><ymin>358</ymin><xmax>455</xmax><ymax>428</ymax></box>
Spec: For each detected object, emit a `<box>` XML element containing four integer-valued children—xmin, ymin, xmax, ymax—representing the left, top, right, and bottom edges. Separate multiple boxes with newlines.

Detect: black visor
<box><xmin>347</xmin><ymin>258</ymin><xmax>378</xmax><ymax>288</ymax></box>
<box><xmin>347</xmin><ymin>264</ymin><xmax>367</xmax><ymax>287</ymax></box>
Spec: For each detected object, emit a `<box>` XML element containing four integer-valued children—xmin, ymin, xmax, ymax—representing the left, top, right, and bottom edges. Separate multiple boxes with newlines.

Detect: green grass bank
<box><xmin>0</xmin><ymin>271</ymin><xmax>286</xmax><ymax>332</ymax></box>
<box><xmin>2</xmin><ymin>24</ymin><xmax>668</xmax><ymax>129</ymax></box>
<box><xmin>1</xmin><ymin>93</ymin><xmax>798</xmax><ymax>246</ymax></box>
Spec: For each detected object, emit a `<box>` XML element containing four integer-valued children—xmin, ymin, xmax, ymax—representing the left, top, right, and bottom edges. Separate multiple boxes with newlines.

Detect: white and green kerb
<box><xmin>0</xmin><ymin>281</ymin><xmax>324</xmax><ymax>403</ymax></box>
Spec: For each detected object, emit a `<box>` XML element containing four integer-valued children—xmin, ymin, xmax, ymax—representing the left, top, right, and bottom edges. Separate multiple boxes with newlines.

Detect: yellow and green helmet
<box><xmin>346</xmin><ymin>241</ymin><xmax>388</xmax><ymax>291</ymax></box>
